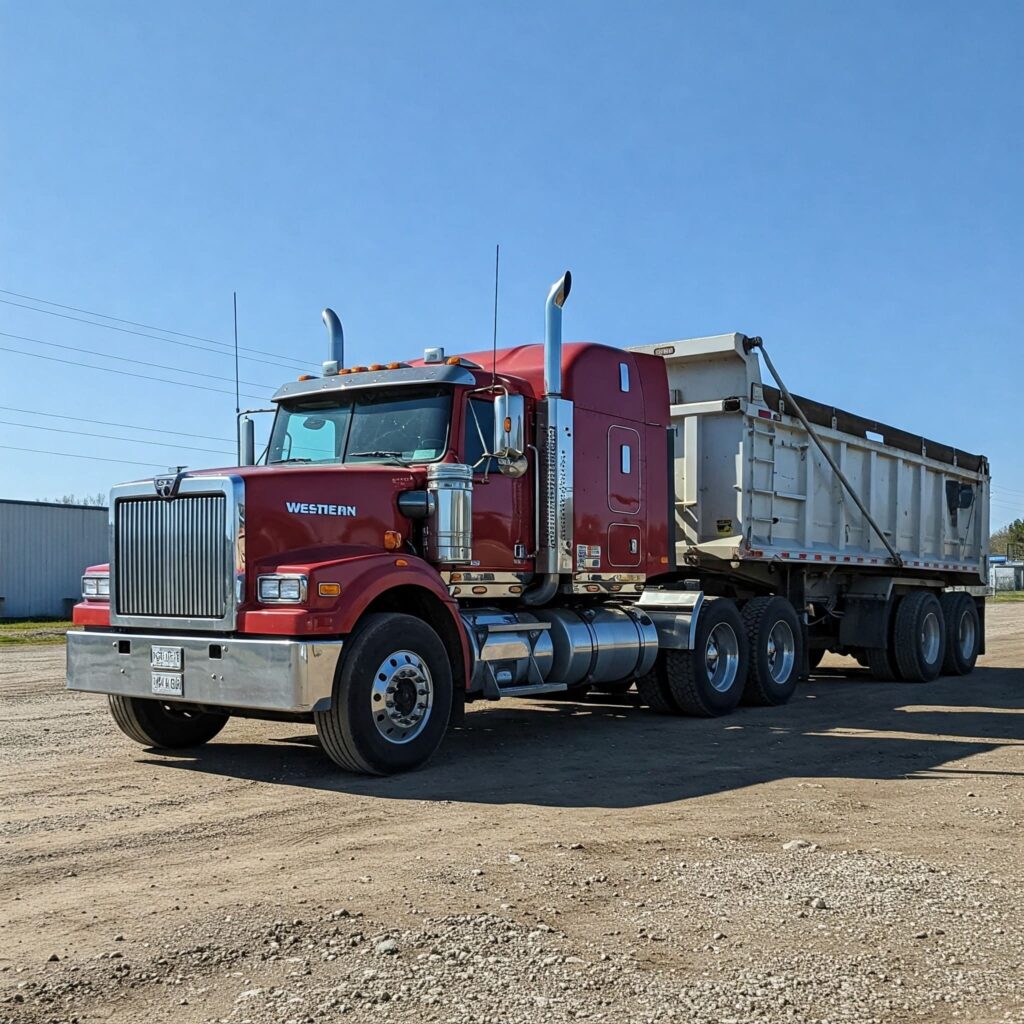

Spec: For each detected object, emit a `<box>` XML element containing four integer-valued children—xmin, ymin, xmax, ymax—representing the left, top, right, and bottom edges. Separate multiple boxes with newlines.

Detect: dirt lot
<box><xmin>2</xmin><ymin>605</ymin><xmax>1023</xmax><ymax>1024</ymax></box>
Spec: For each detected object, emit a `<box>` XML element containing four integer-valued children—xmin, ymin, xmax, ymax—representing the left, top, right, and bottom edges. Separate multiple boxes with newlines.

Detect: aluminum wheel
<box><xmin>766</xmin><ymin>620</ymin><xmax>796</xmax><ymax>684</ymax></box>
<box><xmin>369</xmin><ymin>650</ymin><xmax>434</xmax><ymax>744</ymax></box>
<box><xmin>704</xmin><ymin>623</ymin><xmax>740</xmax><ymax>693</ymax></box>
<box><xmin>921</xmin><ymin>611</ymin><xmax>941</xmax><ymax>665</ymax></box>
<box><xmin>958</xmin><ymin>610</ymin><xmax>977</xmax><ymax>661</ymax></box>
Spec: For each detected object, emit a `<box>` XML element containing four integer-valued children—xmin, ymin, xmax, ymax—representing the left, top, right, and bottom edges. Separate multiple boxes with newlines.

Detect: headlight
<box><xmin>82</xmin><ymin>574</ymin><xmax>110</xmax><ymax>601</ymax></box>
<box><xmin>257</xmin><ymin>574</ymin><xmax>307</xmax><ymax>604</ymax></box>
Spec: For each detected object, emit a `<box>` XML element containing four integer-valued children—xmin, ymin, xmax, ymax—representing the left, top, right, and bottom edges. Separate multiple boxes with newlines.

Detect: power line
<box><xmin>0</xmin><ymin>295</ymin><xmax>316</xmax><ymax>373</ymax></box>
<box><xmin>0</xmin><ymin>343</ymin><xmax>269</xmax><ymax>400</ymax></box>
<box><xmin>0</xmin><ymin>287</ymin><xmax>317</xmax><ymax>368</ymax></box>
<box><xmin>0</xmin><ymin>443</ymin><xmax>169</xmax><ymax>469</ymax></box>
<box><xmin>0</xmin><ymin>405</ymin><xmax>234</xmax><ymax>442</ymax></box>
<box><xmin>0</xmin><ymin>418</ymin><xmax>233</xmax><ymax>455</ymax></box>
<box><xmin>0</xmin><ymin>329</ymin><xmax>277</xmax><ymax>390</ymax></box>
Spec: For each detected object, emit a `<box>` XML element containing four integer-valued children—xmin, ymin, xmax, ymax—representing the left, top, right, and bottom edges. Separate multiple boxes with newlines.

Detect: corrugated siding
<box><xmin>0</xmin><ymin>502</ymin><xmax>108</xmax><ymax>618</ymax></box>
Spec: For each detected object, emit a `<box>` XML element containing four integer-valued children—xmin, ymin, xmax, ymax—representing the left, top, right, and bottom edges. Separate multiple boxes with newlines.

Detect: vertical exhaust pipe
<box><xmin>322</xmin><ymin>308</ymin><xmax>344</xmax><ymax>375</ymax></box>
<box><xmin>543</xmin><ymin>271</ymin><xmax>571</xmax><ymax>397</ymax></box>
<box><xmin>524</xmin><ymin>270</ymin><xmax>572</xmax><ymax>607</ymax></box>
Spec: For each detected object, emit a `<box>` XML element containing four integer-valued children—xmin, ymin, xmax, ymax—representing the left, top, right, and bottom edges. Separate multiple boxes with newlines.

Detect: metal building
<box><xmin>0</xmin><ymin>500</ymin><xmax>108</xmax><ymax>619</ymax></box>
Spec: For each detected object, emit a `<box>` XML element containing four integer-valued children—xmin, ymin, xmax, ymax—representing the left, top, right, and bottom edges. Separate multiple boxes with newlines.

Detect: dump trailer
<box><xmin>67</xmin><ymin>272</ymin><xmax>990</xmax><ymax>773</ymax></box>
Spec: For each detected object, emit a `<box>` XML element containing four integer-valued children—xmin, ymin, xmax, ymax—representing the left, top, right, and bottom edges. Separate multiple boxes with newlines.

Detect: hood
<box><xmin>193</xmin><ymin>462</ymin><xmax>423</xmax><ymax>564</ymax></box>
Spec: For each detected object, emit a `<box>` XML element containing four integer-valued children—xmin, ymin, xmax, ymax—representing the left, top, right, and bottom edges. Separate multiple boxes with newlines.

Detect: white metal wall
<box><xmin>0</xmin><ymin>501</ymin><xmax>108</xmax><ymax>618</ymax></box>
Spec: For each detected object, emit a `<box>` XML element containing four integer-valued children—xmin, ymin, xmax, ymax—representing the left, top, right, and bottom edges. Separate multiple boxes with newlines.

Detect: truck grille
<box><xmin>114</xmin><ymin>495</ymin><xmax>229</xmax><ymax>619</ymax></box>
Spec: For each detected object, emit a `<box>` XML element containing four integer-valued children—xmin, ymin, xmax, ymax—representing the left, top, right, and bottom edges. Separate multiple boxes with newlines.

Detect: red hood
<box><xmin>192</xmin><ymin>462</ymin><xmax>424</xmax><ymax>566</ymax></box>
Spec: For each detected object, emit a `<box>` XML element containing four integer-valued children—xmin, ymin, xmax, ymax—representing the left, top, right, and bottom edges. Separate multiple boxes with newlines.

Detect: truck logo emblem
<box><xmin>285</xmin><ymin>501</ymin><xmax>357</xmax><ymax>517</ymax></box>
<box><xmin>153</xmin><ymin>473</ymin><xmax>183</xmax><ymax>499</ymax></box>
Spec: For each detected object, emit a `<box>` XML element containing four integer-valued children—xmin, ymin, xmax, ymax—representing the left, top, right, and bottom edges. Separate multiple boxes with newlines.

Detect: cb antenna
<box><xmin>491</xmin><ymin>243</ymin><xmax>500</xmax><ymax>389</ymax></box>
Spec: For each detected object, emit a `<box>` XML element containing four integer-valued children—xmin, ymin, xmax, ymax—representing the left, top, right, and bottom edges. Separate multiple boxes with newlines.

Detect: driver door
<box><xmin>461</xmin><ymin>396</ymin><xmax>527</xmax><ymax>572</ymax></box>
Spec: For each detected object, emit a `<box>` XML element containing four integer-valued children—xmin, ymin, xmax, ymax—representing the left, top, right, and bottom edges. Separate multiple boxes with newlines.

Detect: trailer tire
<box><xmin>865</xmin><ymin>645</ymin><xmax>898</xmax><ymax>680</ymax></box>
<box><xmin>315</xmin><ymin>613</ymin><xmax>453</xmax><ymax>775</ymax></box>
<box><xmin>741</xmin><ymin>597</ymin><xmax>802</xmax><ymax>706</ymax></box>
<box><xmin>939</xmin><ymin>593</ymin><xmax>980</xmax><ymax>676</ymax></box>
<box><xmin>892</xmin><ymin>591</ymin><xmax>946</xmax><ymax>682</ymax></box>
<box><xmin>107</xmin><ymin>696</ymin><xmax>229</xmax><ymax>749</ymax></box>
<box><xmin>635</xmin><ymin>661</ymin><xmax>680</xmax><ymax>715</ymax></box>
<box><xmin>664</xmin><ymin>599</ymin><xmax>748</xmax><ymax>717</ymax></box>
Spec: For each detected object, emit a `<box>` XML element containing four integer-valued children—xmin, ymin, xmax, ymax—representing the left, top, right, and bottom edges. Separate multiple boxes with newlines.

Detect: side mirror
<box><xmin>493</xmin><ymin>392</ymin><xmax>525</xmax><ymax>461</ymax></box>
<box><xmin>239</xmin><ymin>416</ymin><xmax>256</xmax><ymax>466</ymax></box>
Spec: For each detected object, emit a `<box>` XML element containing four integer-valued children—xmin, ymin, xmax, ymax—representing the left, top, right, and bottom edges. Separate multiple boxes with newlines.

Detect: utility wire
<box><xmin>0</xmin><ymin>418</ymin><xmax>233</xmax><ymax>455</ymax></box>
<box><xmin>0</xmin><ymin>296</ymin><xmax>316</xmax><ymax>372</ymax></box>
<box><xmin>0</xmin><ymin>405</ymin><xmax>233</xmax><ymax>442</ymax></box>
<box><xmin>0</xmin><ymin>329</ymin><xmax>276</xmax><ymax>390</ymax></box>
<box><xmin>0</xmin><ymin>443</ymin><xmax>169</xmax><ymax>468</ymax></box>
<box><xmin>0</xmin><ymin>343</ymin><xmax>269</xmax><ymax>401</ymax></box>
<box><xmin>0</xmin><ymin>288</ymin><xmax>317</xmax><ymax>368</ymax></box>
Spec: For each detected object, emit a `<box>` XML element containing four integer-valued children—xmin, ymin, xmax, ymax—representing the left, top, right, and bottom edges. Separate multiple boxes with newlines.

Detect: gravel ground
<box><xmin>2</xmin><ymin>604</ymin><xmax>1023</xmax><ymax>1024</ymax></box>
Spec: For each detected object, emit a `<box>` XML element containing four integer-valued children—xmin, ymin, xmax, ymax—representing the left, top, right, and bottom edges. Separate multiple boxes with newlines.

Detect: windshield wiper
<box><xmin>273</xmin><ymin>457</ymin><xmax>314</xmax><ymax>465</ymax></box>
<box><xmin>347</xmin><ymin>450</ymin><xmax>411</xmax><ymax>465</ymax></box>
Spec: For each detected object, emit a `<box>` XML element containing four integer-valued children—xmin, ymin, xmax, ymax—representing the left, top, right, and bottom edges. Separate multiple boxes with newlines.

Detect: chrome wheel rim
<box><xmin>921</xmin><ymin>611</ymin><xmax>941</xmax><ymax>664</ymax></box>
<box><xmin>704</xmin><ymin>623</ymin><xmax>740</xmax><ymax>693</ymax></box>
<box><xmin>370</xmin><ymin>650</ymin><xmax>434</xmax><ymax>744</ymax></box>
<box><xmin>766</xmin><ymin>620</ymin><xmax>796</xmax><ymax>684</ymax></box>
<box><xmin>958</xmin><ymin>610</ymin><xmax>976</xmax><ymax>660</ymax></box>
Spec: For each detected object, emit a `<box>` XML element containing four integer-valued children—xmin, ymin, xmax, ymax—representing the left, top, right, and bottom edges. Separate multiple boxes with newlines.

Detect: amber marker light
<box><xmin>383</xmin><ymin>530</ymin><xmax>403</xmax><ymax>551</ymax></box>
<box><xmin>318</xmin><ymin>582</ymin><xmax>342</xmax><ymax>597</ymax></box>
<box><xmin>394</xmin><ymin>558</ymin><xmax>409</xmax><ymax>567</ymax></box>
<box><xmin>298</xmin><ymin>374</ymin><xmax>314</xmax><ymax>381</ymax></box>
<box><xmin>445</xmin><ymin>356</ymin><xmax>461</xmax><ymax>365</ymax></box>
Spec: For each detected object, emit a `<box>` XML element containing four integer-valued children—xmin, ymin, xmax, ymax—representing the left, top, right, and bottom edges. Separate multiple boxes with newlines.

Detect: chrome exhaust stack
<box><xmin>524</xmin><ymin>270</ymin><xmax>574</xmax><ymax>607</ymax></box>
<box><xmin>543</xmin><ymin>271</ymin><xmax>571</xmax><ymax>397</ymax></box>
<box><xmin>321</xmin><ymin>308</ymin><xmax>344</xmax><ymax>375</ymax></box>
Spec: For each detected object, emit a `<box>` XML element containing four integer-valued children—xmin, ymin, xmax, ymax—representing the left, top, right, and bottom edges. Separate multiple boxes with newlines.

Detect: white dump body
<box><xmin>629</xmin><ymin>334</ymin><xmax>990</xmax><ymax>585</ymax></box>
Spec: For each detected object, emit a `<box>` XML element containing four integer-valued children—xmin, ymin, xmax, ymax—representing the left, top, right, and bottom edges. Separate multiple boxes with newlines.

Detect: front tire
<box><xmin>939</xmin><ymin>593</ymin><xmax>980</xmax><ymax>676</ymax></box>
<box><xmin>315</xmin><ymin>613</ymin><xmax>453</xmax><ymax>775</ymax></box>
<box><xmin>664</xmin><ymin>599</ymin><xmax>748</xmax><ymax>717</ymax></box>
<box><xmin>741</xmin><ymin>596</ymin><xmax>802</xmax><ymax>706</ymax></box>
<box><xmin>108</xmin><ymin>696</ymin><xmax>228</xmax><ymax>749</ymax></box>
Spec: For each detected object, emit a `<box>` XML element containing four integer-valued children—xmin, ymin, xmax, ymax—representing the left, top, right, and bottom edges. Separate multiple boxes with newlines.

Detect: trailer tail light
<box><xmin>318</xmin><ymin>583</ymin><xmax>342</xmax><ymax>598</ymax></box>
<box><xmin>383</xmin><ymin>530</ymin><xmax>403</xmax><ymax>551</ymax></box>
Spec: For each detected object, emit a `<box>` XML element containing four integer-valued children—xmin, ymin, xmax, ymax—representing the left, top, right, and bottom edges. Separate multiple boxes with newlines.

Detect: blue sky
<box><xmin>1</xmin><ymin>1</ymin><xmax>1021</xmax><ymax>524</ymax></box>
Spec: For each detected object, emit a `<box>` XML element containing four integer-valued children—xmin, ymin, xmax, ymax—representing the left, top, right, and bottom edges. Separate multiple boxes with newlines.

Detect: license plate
<box><xmin>151</xmin><ymin>645</ymin><xmax>183</xmax><ymax>670</ymax></box>
<box><xmin>151</xmin><ymin>672</ymin><xmax>184</xmax><ymax>697</ymax></box>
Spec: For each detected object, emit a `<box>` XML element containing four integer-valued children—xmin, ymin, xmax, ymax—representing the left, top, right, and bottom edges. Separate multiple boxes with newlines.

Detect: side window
<box><xmin>463</xmin><ymin>398</ymin><xmax>496</xmax><ymax>473</ymax></box>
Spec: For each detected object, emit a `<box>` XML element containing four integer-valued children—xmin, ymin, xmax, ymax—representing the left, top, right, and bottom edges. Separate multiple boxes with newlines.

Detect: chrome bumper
<box><xmin>66</xmin><ymin>631</ymin><xmax>344</xmax><ymax>713</ymax></box>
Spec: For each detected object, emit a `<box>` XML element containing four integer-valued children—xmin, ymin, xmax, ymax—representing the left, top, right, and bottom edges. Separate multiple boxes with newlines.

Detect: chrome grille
<box><xmin>114</xmin><ymin>495</ymin><xmax>228</xmax><ymax>619</ymax></box>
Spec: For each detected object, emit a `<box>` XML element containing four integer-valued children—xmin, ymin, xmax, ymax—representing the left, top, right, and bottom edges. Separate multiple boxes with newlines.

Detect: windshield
<box><xmin>267</xmin><ymin>386</ymin><xmax>453</xmax><ymax>466</ymax></box>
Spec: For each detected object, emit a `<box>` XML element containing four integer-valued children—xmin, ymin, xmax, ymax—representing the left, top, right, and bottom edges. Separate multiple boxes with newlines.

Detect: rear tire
<box><xmin>866</xmin><ymin>644</ymin><xmax>899</xmax><ymax>681</ymax></box>
<box><xmin>939</xmin><ymin>593</ymin><xmax>980</xmax><ymax>676</ymax></box>
<box><xmin>893</xmin><ymin>591</ymin><xmax>946</xmax><ymax>682</ymax></box>
<box><xmin>664</xmin><ymin>599</ymin><xmax>748</xmax><ymax>717</ymax></box>
<box><xmin>108</xmin><ymin>696</ymin><xmax>228</xmax><ymax>749</ymax></box>
<box><xmin>315</xmin><ymin>613</ymin><xmax>453</xmax><ymax>775</ymax></box>
<box><xmin>741</xmin><ymin>597</ymin><xmax>802</xmax><ymax>706</ymax></box>
<box><xmin>635</xmin><ymin>661</ymin><xmax>680</xmax><ymax>715</ymax></box>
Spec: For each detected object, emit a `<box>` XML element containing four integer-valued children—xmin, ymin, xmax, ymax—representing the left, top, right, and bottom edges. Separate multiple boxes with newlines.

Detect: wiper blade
<box><xmin>274</xmin><ymin>457</ymin><xmax>314</xmax><ymax>464</ymax></box>
<box><xmin>347</xmin><ymin>450</ymin><xmax>411</xmax><ymax>465</ymax></box>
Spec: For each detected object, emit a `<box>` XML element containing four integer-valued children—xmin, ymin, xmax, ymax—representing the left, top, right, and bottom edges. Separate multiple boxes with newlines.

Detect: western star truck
<box><xmin>67</xmin><ymin>273</ymin><xmax>990</xmax><ymax>774</ymax></box>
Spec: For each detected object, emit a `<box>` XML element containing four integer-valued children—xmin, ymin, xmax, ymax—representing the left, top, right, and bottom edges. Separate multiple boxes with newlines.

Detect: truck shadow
<box><xmin>142</xmin><ymin>661</ymin><xmax>1024</xmax><ymax>808</ymax></box>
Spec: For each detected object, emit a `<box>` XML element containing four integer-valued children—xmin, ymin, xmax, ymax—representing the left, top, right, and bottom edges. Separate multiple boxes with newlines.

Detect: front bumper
<box><xmin>66</xmin><ymin>631</ymin><xmax>344</xmax><ymax>714</ymax></box>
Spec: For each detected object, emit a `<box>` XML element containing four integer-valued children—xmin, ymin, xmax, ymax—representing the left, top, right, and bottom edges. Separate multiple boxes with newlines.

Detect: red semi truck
<box><xmin>68</xmin><ymin>273</ymin><xmax>990</xmax><ymax>774</ymax></box>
